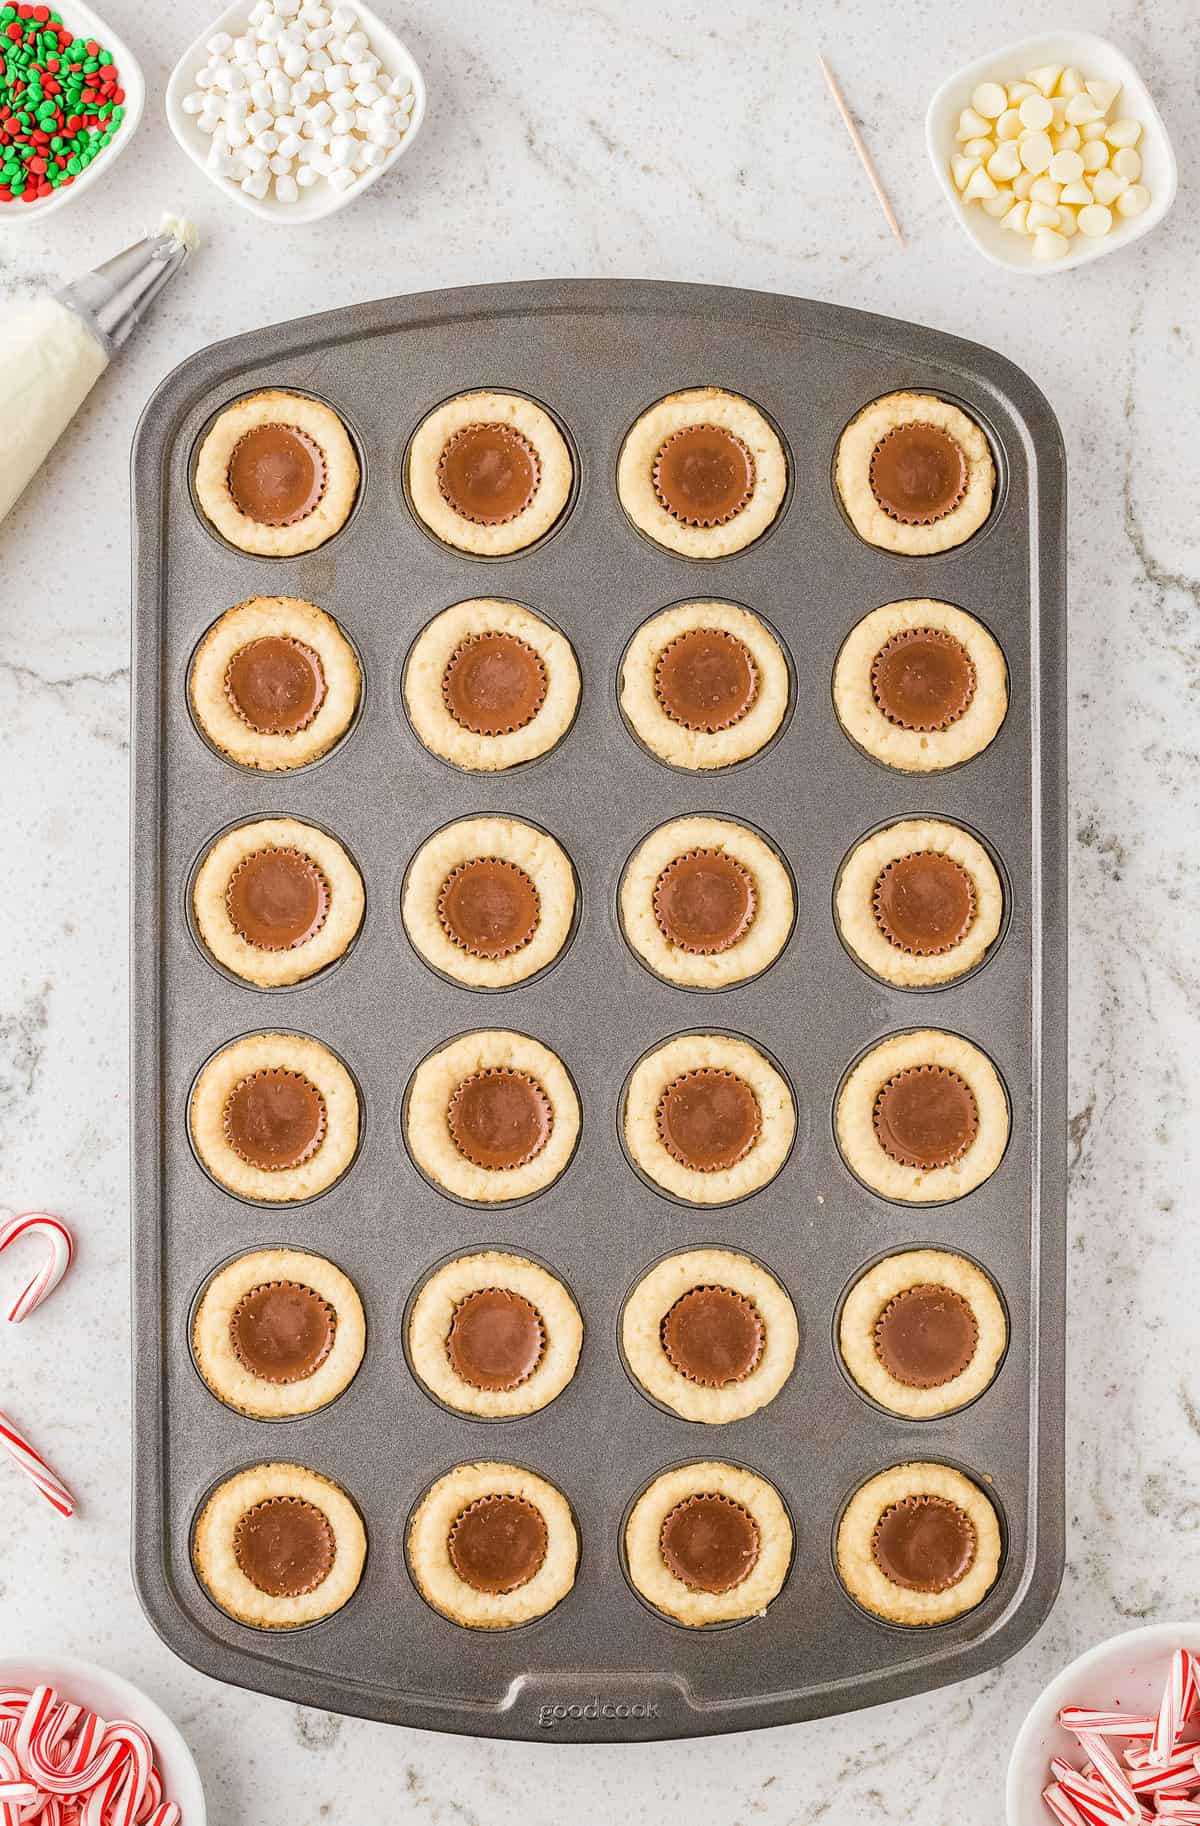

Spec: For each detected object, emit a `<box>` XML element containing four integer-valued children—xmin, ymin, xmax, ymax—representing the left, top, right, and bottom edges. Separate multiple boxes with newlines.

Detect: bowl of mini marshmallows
<box><xmin>926</xmin><ymin>30</ymin><xmax>1177</xmax><ymax>271</ymax></box>
<box><xmin>166</xmin><ymin>0</ymin><xmax>425</xmax><ymax>221</ymax></box>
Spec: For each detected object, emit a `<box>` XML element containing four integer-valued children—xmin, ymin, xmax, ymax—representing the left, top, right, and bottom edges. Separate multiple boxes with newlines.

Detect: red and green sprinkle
<box><xmin>0</xmin><ymin>4</ymin><xmax>125</xmax><ymax>203</ymax></box>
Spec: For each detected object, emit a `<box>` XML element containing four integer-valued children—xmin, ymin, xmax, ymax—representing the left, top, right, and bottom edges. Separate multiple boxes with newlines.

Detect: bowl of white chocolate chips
<box><xmin>926</xmin><ymin>31</ymin><xmax>1177</xmax><ymax>271</ymax></box>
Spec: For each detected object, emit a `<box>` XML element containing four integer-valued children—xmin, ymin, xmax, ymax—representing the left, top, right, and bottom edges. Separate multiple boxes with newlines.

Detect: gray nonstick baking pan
<box><xmin>130</xmin><ymin>278</ymin><xmax>1066</xmax><ymax>1741</ymax></box>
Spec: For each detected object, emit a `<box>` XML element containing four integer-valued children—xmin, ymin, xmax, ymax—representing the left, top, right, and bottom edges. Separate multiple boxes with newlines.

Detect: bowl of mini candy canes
<box><xmin>0</xmin><ymin>1657</ymin><xmax>204</xmax><ymax>1825</ymax></box>
<box><xmin>1007</xmin><ymin>1625</ymin><xmax>1200</xmax><ymax>1824</ymax></box>
<box><xmin>0</xmin><ymin>0</ymin><xmax>143</xmax><ymax>220</ymax></box>
<box><xmin>165</xmin><ymin>0</ymin><xmax>424</xmax><ymax>223</ymax></box>
<box><xmin>926</xmin><ymin>31</ymin><xmax>1177</xmax><ymax>272</ymax></box>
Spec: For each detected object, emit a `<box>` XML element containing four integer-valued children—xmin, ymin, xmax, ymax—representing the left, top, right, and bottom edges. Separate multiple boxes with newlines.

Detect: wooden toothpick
<box><xmin>816</xmin><ymin>51</ymin><xmax>905</xmax><ymax>247</ymax></box>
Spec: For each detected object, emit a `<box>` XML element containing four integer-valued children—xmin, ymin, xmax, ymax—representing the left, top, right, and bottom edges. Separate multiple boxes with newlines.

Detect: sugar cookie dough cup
<box><xmin>404</xmin><ymin>1030</ymin><xmax>580</xmax><ymax>1205</ymax></box>
<box><xmin>835</xmin><ymin>817</ymin><xmax>1004</xmax><ymax>988</ymax></box>
<box><xmin>622</xmin><ymin>1248</ymin><xmax>798</xmax><ymax>1423</ymax></box>
<box><xmin>189</xmin><ymin>596</ymin><xmax>362</xmax><ymax>773</ymax></box>
<box><xmin>834</xmin><ymin>392</ymin><xmax>996</xmax><ymax>556</ymax></box>
<box><xmin>407</xmin><ymin>1250</ymin><xmax>582</xmax><ymax>1418</ymax></box>
<box><xmin>619</xmin><ymin>601</ymin><xmax>791</xmax><ymax>771</ymax></box>
<box><xmin>407</xmin><ymin>1461</ymin><xmax>578</xmax><ymax>1629</ymax></box>
<box><xmin>617</xmin><ymin>388</ymin><xmax>788</xmax><ymax>559</ymax></box>
<box><xmin>192</xmin><ymin>1246</ymin><xmax>366</xmax><ymax>1419</ymax></box>
<box><xmin>193</xmin><ymin>1461</ymin><xmax>367</xmax><ymax>1628</ymax></box>
<box><xmin>623</xmin><ymin>1032</ymin><xmax>795</xmax><ymax>1206</ymax></box>
<box><xmin>838</xmin><ymin>1248</ymin><xmax>1007</xmax><ymax>1419</ymax></box>
<box><xmin>834</xmin><ymin>1461</ymin><xmax>1002</xmax><ymax>1626</ymax></box>
<box><xmin>403</xmin><ymin>816</ymin><xmax>576</xmax><ymax>990</ymax></box>
<box><xmin>833</xmin><ymin>600</ymin><xmax>1007</xmax><ymax>774</ymax></box>
<box><xmin>194</xmin><ymin>390</ymin><xmax>360</xmax><ymax>557</ymax></box>
<box><xmin>406</xmin><ymin>391</ymin><xmax>574</xmax><ymax>557</ymax></box>
<box><xmin>189</xmin><ymin>1031</ymin><xmax>360</xmax><ymax>1205</ymax></box>
<box><xmin>623</xmin><ymin>1461</ymin><xmax>792</xmax><ymax>1625</ymax></box>
<box><xmin>403</xmin><ymin>599</ymin><xmax>580</xmax><ymax>772</ymax></box>
<box><xmin>620</xmin><ymin>815</ymin><xmax>794</xmax><ymax>990</ymax></box>
<box><xmin>192</xmin><ymin>816</ymin><xmax>365</xmax><ymax>989</ymax></box>
<box><xmin>835</xmin><ymin>1029</ymin><xmax>1008</xmax><ymax>1205</ymax></box>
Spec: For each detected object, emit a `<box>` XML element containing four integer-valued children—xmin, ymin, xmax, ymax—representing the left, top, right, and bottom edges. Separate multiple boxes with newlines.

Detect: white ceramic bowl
<box><xmin>0</xmin><ymin>0</ymin><xmax>145</xmax><ymax>227</ymax></box>
<box><xmin>1006</xmin><ymin>1621</ymin><xmax>1200</xmax><ymax>1823</ymax></box>
<box><xmin>926</xmin><ymin>31</ymin><xmax>1177</xmax><ymax>274</ymax></box>
<box><xmin>0</xmin><ymin>1654</ymin><xmax>205</xmax><ymax>1823</ymax></box>
<box><xmin>165</xmin><ymin>0</ymin><xmax>426</xmax><ymax>224</ymax></box>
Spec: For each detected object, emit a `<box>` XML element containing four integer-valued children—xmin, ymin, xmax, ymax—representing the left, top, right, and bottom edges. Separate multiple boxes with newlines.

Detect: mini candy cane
<box><xmin>0</xmin><ymin>1416</ymin><xmax>73</xmax><ymax>1518</ymax></box>
<box><xmin>1049</xmin><ymin>1759</ymin><xmax>1132</xmax><ymax>1825</ymax></box>
<box><xmin>1128</xmin><ymin>1750</ymin><xmax>1200</xmax><ymax>1795</ymax></box>
<box><xmin>1150</xmin><ymin>1651</ymin><xmax>1199</xmax><ymax>1765</ymax></box>
<box><xmin>1061</xmin><ymin>1712</ymin><xmax>1159</xmax><ymax>1739</ymax></box>
<box><xmin>1044</xmin><ymin>1785</ymin><xmax>1092</xmax><ymax>1826</ymax></box>
<box><xmin>0</xmin><ymin>1214</ymin><xmax>73</xmax><ymax>1325</ymax></box>
<box><xmin>1075</xmin><ymin>1732</ymin><xmax>1144</xmax><ymax>1819</ymax></box>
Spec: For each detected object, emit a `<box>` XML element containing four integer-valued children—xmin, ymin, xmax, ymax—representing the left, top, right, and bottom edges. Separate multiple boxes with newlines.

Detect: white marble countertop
<box><xmin>2</xmin><ymin>0</ymin><xmax>1198</xmax><ymax>1819</ymax></box>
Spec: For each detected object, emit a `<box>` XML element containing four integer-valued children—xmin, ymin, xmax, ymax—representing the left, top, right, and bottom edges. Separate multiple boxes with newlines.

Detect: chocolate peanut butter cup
<box><xmin>225</xmin><ymin>636</ymin><xmax>327</xmax><ymax>736</ymax></box>
<box><xmin>223</xmin><ymin>1068</ymin><xmax>327</xmax><ymax>1173</ymax></box>
<box><xmin>656</xmin><ymin>1068</ymin><xmax>762</xmax><ymax>1173</ymax></box>
<box><xmin>868</xmin><ymin>422</ymin><xmax>968</xmax><ymax>526</ymax></box>
<box><xmin>437</xmin><ymin>858</ymin><xmax>540</xmax><ymax>959</ymax></box>
<box><xmin>448</xmin><ymin>1494</ymin><xmax>548</xmax><ymax>1595</ymax></box>
<box><xmin>653</xmin><ymin>849</ymin><xmax>757</xmax><ymax>955</ymax></box>
<box><xmin>234</xmin><ymin>1496</ymin><xmax>336</xmax><ymax>1598</ymax></box>
<box><xmin>446</xmin><ymin>1287</ymin><xmax>545</xmax><ymax>1392</ymax></box>
<box><xmin>874</xmin><ymin>1284</ymin><xmax>978</xmax><ymax>1390</ymax></box>
<box><xmin>437</xmin><ymin>422</ymin><xmax>542</xmax><ymax>526</ymax></box>
<box><xmin>871</xmin><ymin>628</ymin><xmax>976</xmax><ymax>733</ymax></box>
<box><xmin>873</xmin><ymin>1066</ymin><xmax>978</xmax><ymax>1171</ymax></box>
<box><xmin>226</xmin><ymin>847</ymin><xmax>330</xmax><ymax>952</ymax></box>
<box><xmin>231</xmin><ymin>1282</ymin><xmax>337</xmax><ymax>1385</ymax></box>
<box><xmin>659</xmin><ymin>1494</ymin><xmax>760</xmax><ymax>1593</ymax></box>
<box><xmin>661</xmin><ymin>1286</ymin><xmax>764</xmax><ymax>1387</ymax></box>
<box><xmin>654</xmin><ymin>628</ymin><xmax>759</xmax><ymax>734</ymax></box>
<box><xmin>442</xmin><ymin>632</ymin><xmax>548</xmax><ymax>738</ymax></box>
<box><xmin>227</xmin><ymin>423</ymin><xmax>328</xmax><ymax>528</ymax></box>
<box><xmin>873</xmin><ymin>851</ymin><xmax>976</xmax><ymax>956</ymax></box>
<box><xmin>447</xmin><ymin>1068</ymin><xmax>553</xmax><ymax>1172</ymax></box>
<box><xmin>652</xmin><ymin>424</ymin><xmax>756</xmax><ymax>527</ymax></box>
<box><xmin>871</xmin><ymin>1495</ymin><xmax>977</xmax><ymax>1594</ymax></box>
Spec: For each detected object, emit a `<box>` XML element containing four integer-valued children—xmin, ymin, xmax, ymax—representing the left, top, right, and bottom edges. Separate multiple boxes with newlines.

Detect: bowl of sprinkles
<box><xmin>0</xmin><ymin>0</ymin><xmax>143</xmax><ymax>217</ymax></box>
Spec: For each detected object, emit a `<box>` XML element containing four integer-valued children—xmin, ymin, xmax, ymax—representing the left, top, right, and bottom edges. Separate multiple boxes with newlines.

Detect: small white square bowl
<box><xmin>926</xmin><ymin>31</ymin><xmax>1177</xmax><ymax>275</ymax></box>
<box><xmin>166</xmin><ymin>0</ymin><xmax>425</xmax><ymax>225</ymax></box>
<box><xmin>0</xmin><ymin>0</ymin><xmax>145</xmax><ymax>227</ymax></box>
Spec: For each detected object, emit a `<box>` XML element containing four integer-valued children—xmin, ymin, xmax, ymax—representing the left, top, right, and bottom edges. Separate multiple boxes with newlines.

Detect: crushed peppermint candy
<box><xmin>180</xmin><ymin>0</ymin><xmax>415</xmax><ymax>205</ymax></box>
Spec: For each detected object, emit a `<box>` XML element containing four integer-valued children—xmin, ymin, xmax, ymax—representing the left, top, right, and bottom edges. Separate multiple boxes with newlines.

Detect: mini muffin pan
<box><xmin>130</xmin><ymin>279</ymin><xmax>1066</xmax><ymax>1739</ymax></box>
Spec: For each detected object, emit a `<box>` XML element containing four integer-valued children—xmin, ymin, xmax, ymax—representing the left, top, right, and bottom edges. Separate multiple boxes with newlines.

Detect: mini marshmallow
<box><xmin>275</xmin><ymin>173</ymin><xmax>299</xmax><ymax>202</ymax></box>
<box><xmin>1076</xmin><ymin>203</ymin><xmax>1113</xmax><ymax>237</ymax></box>
<box><xmin>242</xmin><ymin>168</ymin><xmax>271</xmax><ymax>198</ymax></box>
<box><xmin>328</xmin><ymin>164</ymin><xmax>356</xmax><ymax>190</ymax></box>
<box><xmin>296</xmin><ymin>163</ymin><xmax>321</xmax><ymax>186</ymax></box>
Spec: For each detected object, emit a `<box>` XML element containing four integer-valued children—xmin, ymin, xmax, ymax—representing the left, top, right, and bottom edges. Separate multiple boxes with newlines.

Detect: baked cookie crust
<box><xmin>407</xmin><ymin>392</ymin><xmax>573</xmax><ymax>556</ymax></box>
<box><xmin>833</xmin><ymin>599</ymin><xmax>1007</xmax><ymax>774</ymax></box>
<box><xmin>195</xmin><ymin>391</ymin><xmax>359</xmax><ymax>557</ymax></box>
<box><xmin>624</xmin><ymin>1033</ymin><xmax>795</xmax><ymax>1206</ymax></box>
<box><xmin>408</xmin><ymin>1251</ymin><xmax>582</xmax><ymax>1418</ymax></box>
<box><xmin>190</xmin><ymin>596</ymin><xmax>361</xmax><ymax>773</ymax></box>
<box><xmin>193</xmin><ymin>817</ymin><xmax>364</xmax><ymax>988</ymax></box>
<box><xmin>835</xmin><ymin>393</ymin><xmax>995</xmax><ymax>556</ymax></box>
<box><xmin>836</xmin><ymin>1461</ymin><xmax>1002</xmax><ymax>1625</ymax></box>
<box><xmin>836</xmin><ymin>1029</ymin><xmax>1008</xmax><ymax>1204</ymax></box>
<box><xmin>624</xmin><ymin>1461</ymin><xmax>792</xmax><ymax>1625</ymax></box>
<box><xmin>836</xmin><ymin>818</ymin><xmax>1003</xmax><ymax>988</ymax></box>
<box><xmin>193</xmin><ymin>1461</ymin><xmax>366</xmax><ymax>1628</ymax></box>
<box><xmin>404</xmin><ymin>599</ymin><xmax>579</xmax><ymax>772</ymax></box>
<box><xmin>408</xmin><ymin>1461</ymin><xmax>577</xmax><ymax>1628</ymax></box>
<box><xmin>839</xmin><ymin>1248</ymin><xmax>1007</xmax><ymax>1419</ymax></box>
<box><xmin>620</xmin><ymin>601</ymin><xmax>790</xmax><ymax>770</ymax></box>
<box><xmin>617</xmin><ymin>388</ymin><xmax>787</xmax><ymax>558</ymax></box>
<box><xmin>621</xmin><ymin>815</ymin><xmax>793</xmax><ymax>989</ymax></box>
<box><xmin>403</xmin><ymin>816</ymin><xmax>575</xmax><ymax>989</ymax></box>
<box><xmin>190</xmin><ymin>1031</ymin><xmax>359</xmax><ymax>1204</ymax></box>
<box><xmin>405</xmin><ymin>1029</ymin><xmax>580</xmax><ymax>1204</ymax></box>
<box><xmin>193</xmin><ymin>1246</ymin><xmax>366</xmax><ymax>1418</ymax></box>
<box><xmin>622</xmin><ymin>1248</ymin><xmax>797</xmax><ymax>1423</ymax></box>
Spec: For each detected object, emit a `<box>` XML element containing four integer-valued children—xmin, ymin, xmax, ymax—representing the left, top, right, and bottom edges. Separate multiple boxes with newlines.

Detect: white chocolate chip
<box><xmin>1052</xmin><ymin>125</ymin><xmax>1081</xmax><ymax>152</ymax></box>
<box><xmin>950</xmin><ymin>153</ymin><xmax>979</xmax><ymax>190</ymax></box>
<box><xmin>1112</xmin><ymin>146</ymin><xmax>1142</xmax><ymax>181</ymax></box>
<box><xmin>1090</xmin><ymin>167</ymin><xmax>1127</xmax><ymax>205</ymax></box>
<box><xmin>986</xmin><ymin>141</ymin><xmax>1022</xmax><ymax>182</ymax></box>
<box><xmin>1018</xmin><ymin>94</ymin><xmax>1054</xmax><ymax>131</ymax></box>
<box><xmin>1019</xmin><ymin>130</ymin><xmax>1054</xmax><ymax>173</ymax></box>
<box><xmin>964</xmin><ymin>136</ymin><xmax>995</xmax><ymax>159</ymax></box>
<box><xmin>996</xmin><ymin>108</ymin><xmax>1023</xmax><ymax>141</ymax></box>
<box><xmin>971</xmin><ymin>81</ymin><xmax>1007</xmax><ymax>118</ymax></box>
<box><xmin>1059</xmin><ymin>178</ymin><xmax>1094</xmax><ymax>205</ymax></box>
<box><xmin>1058</xmin><ymin>66</ymin><xmax>1083</xmax><ymax>98</ymax></box>
<box><xmin>1012</xmin><ymin>170</ymin><xmax>1034</xmax><ymax>199</ymax></box>
<box><xmin>1001</xmin><ymin>200</ymin><xmax>1029</xmax><ymax>233</ymax></box>
<box><xmin>1024</xmin><ymin>65</ymin><xmax>1062</xmax><ymax>98</ymax></box>
<box><xmin>1006</xmin><ymin>80</ymin><xmax>1036</xmax><ymax>104</ymax></box>
<box><xmin>1032</xmin><ymin>227</ymin><xmax>1069</xmax><ymax>260</ymax></box>
<box><xmin>1116</xmin><ymin>183</ymin><xmax>1150</xmax><ymax>216</ymax></box>
<box><xmin>1081</xmin><ymin>118</ymin><xmax>1109</xmax><ymax>141</ymax></box>
<box><xmin>980</xmin><ymin>186</ymin><xmax>1014</xmax><ymax>217</ymax></box>
<box><xmin>1076</xmin><ymin>202</ymin><xmax>1114</xmax><ymax>237</ymax></box>
<box><xmin>1081</xmin><ymin>139</ymin><xmax>1109</xmax><ymax>171</ymax></box>
<box><xmin>1085</xmin><ymin>79</ymin><xmax>1120</xmax><ymax>113</ymax></box>
<box><xmin>1065</xmin><ymin>93</ymin><xmax>1104</xmax><ymax>125</ymax></box>
<box><xmin>963</xmin><ymin>165</ymin><xmax>999</xmax><ymax>201</ymax></box>
<box><xmin>1030</xmin><ymin>176</ymin><xmax>1060</xmax><ymax>205</ymax></box>
<box><xmin>1105</xmin><ymin>117</ymin><xmax>1142</xmax><ymax>148</ymax></box>
<box><xmin>1057</xmin><ymin>209</ymin><xmax>1078</xmax><ymax>237</ymax></box>
<box><xmin>1026</xmin><ymin>200</ymin><xmax>1060</xmax><ymax>230</ymax></box>
<box><xmin>956</xmin><ymin>106</ymin><xmax>992</xmax><ymax>140</ymax></box>
<box><xmin>1048</xmin><ymin>148</ymin><xmax>1084</xmax><ymax>184</ymax></box>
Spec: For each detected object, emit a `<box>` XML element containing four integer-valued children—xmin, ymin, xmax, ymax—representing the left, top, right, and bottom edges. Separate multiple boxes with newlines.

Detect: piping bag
<box><xmin>0</xmin><ymin>214</ymin><xmax>198</xmax><ymax>527</ymax></box>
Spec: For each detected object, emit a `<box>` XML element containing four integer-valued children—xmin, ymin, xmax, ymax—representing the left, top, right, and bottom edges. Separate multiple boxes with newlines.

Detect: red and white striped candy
<box><xmin>1128</xmin><ymin>1750</ymin><xmax>1200</xmax><ymax>1795</ymax></box>
<box><xmin>1075</xmin><ymin>1731</ymin><xmax>1144</xmax><ymax>1819</ymax></box>
<box><xmin>0</xmin><ymin>1415</ymin><xmax>73</xmax><ymax>1519</ymax></box>
<box><xmin>1062</xmin><ymin>1713</ymin><xmax>1159</xmax><ymax>1739</ymax></box>
<box><xmin>1045</xmin><ymin>1785</ymin><xmax>1092</xmax><ymax>1826</ymax></box>
<box><xmin>0</xmin><ymin>1214</ymin><xmax>73</xmax><ymax>1325</ymax></box>
<box><xmin>1149</xmin><ymin>1652</ymin><xmax>1199</xmax><ymax>1765</ymax></box>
